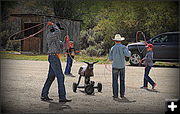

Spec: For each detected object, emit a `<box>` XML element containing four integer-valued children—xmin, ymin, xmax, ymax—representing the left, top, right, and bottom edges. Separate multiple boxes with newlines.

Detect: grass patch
<box><xmin>0</xmin><ymin>51</ymin><xmax>110</xmax><ymax>64</ymax></box>
<box><xmin>0</xmin><ymin>51</ymin><xmax>179</xmax><ymax>66</ymax></box>
<box><xmin>0</xmin><ymin>54</ymin><xmax>48</xmax><ymax>61</ymax></box>
<box><xmin>154</xmin><ymin>62</ymin><xmax>179</xmax><ymax>67</ymax></box>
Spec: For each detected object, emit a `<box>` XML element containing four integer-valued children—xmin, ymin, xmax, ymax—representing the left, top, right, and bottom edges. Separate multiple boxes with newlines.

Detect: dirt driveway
<box><xmin>0</xmin><ymin>59</ymin><xmax>179</xmax><ymax>113</ymax></box>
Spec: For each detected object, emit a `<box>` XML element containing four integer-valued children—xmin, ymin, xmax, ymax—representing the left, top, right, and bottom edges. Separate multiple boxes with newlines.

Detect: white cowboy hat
<box><xmin>112</xmin><ymin>34</ymin><xmax>125</xmax><ymax>41</ymax></box>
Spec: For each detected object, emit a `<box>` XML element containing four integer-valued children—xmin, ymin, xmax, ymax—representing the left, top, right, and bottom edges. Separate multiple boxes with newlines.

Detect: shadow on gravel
<box><xmin>114</xmin><ymin>97</ymin><xmax>136</xmax><ymax>103</ymax></box>
<box><xmin>79</xmin><ymin>90</ymin><xmax>97</xmax><ymax>96</ymax></box>
<box><xmin>48</xmin><ymin>101</ymin><xmax>72</xmax><ymax>111</ymax></box>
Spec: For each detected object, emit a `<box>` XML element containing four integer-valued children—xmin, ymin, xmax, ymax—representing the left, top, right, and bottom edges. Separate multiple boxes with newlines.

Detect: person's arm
<box><xmin>140</xmin><ymin>52</ymin><xmax>152</xmax><ymax>65</ymax></box>
<box><xmin>139</xmin><ymin>58</ymin><xmax>145</xmax><ymax>65</ymax></box>
<box><xmin>123</xmin><ymin>46</ymin><xmax>131</xmax><ymax>57</ymax></box>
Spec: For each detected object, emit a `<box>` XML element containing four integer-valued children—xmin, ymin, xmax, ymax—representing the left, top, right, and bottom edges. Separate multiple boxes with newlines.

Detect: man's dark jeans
<box><xmin>143</xmin><ymin>66</ymin><xmax>155</xmax><ymax>87</ymax></box>
<box><xmin>112</xmin><ymin>68</ymin><xmax>125</xmax><ymax>97</ymax></box>
<box><xmin>64</xmin><ymin>55</ymin><xmax>73</xmax><ymax>75</ymax></box>
<box><xmin>41</xmin><ymin>55</ymin><xmax>66</xmax><ymax>100</ymax></box>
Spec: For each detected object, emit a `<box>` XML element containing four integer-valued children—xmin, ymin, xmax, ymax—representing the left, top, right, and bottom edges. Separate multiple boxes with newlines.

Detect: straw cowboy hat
<box><xmin>112</xmin><ymin>34</ymin><xmax>125</xmax><ymax>41</ymax></box>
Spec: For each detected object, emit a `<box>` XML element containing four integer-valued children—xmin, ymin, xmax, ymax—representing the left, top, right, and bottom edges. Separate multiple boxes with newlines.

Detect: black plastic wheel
<box><xmin>85</xmin><ymin>85</ymin><xmax>94</xmax><ymax>95</ymax></box>
<box><xmin>97</xmin><ymin>83</ymin><xmax>102</xmax><ymax>92</ymax></box>
<box><xmin>73</xmin><ymin>82</ymin><xmax>77</xmax><ymax>92</ymax></box>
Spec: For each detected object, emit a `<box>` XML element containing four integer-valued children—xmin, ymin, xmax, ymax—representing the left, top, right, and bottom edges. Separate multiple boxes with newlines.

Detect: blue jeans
<box><xmin>112</xmin><ymin>68</ymin><xmax>125</xmax><ymax>97</ymax></box>
<box><xmin>143</xmin><ymin>66</ymin><xmax>155</xmax><ymax>87</ymax></box>
<box><xmin>64</xmin><ymin>55</ymin><xmax>73</xmax><ymax>75</ymax></box>
<box><xmin>41</xmin><ymin>55</ymin><xmax>66</xmax><ymax>99</ymax></box>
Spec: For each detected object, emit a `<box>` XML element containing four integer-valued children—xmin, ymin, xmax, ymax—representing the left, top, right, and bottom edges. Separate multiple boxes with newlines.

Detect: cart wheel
<box><xmin>85</xmin><ymin>85</ymin><xmax>94</xmax><ymax>95</ymax></box>
<box><xmin>73</xmin><ymin>82</ymin><xmax>77</xmax><ymax>92</ymax></box>
<box><xmin>97</xmin><ymin>83</ymin><xmax>102</xmax><ymax>92</ymax></box>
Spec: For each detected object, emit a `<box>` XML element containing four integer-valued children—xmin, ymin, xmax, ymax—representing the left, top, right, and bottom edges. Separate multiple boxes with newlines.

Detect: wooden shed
<box><xmin>10</xmin><ymin>14</ymin><xmax>82</xmax><ymax>54</ymax></box>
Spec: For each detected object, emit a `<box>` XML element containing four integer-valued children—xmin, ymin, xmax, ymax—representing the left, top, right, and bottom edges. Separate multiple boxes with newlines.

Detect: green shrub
<box><xmin>6</xmin><ymin>40</ymin><xmax>21</xmax><ymax>51</ymax></box>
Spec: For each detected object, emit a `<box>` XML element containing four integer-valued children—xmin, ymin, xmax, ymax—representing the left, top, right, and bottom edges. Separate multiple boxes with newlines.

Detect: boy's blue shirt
<box><xmin>144</xmin><ymin>51</ymin><xmax>153</xmax><ymax>67</ymax></box>
<box><xmin>109</xmin><ymin>43</ymin><xmax>131</xmax><ymax>69</ymax></box>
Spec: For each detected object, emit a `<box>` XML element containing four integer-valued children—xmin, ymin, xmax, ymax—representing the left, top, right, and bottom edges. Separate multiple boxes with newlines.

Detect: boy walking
<box><xmin>140</xmin><ymin>44</ymin><xmax>156</xmax><ymax>90</ymax></box>
<box><xmin>109</xmin><ymin>34</ymin><xmax>131</xmax><ymax>100</ymax></box>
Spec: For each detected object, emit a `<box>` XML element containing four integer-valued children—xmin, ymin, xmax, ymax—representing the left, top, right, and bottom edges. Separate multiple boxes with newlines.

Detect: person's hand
<box><xmin>75</xmin><ymin>51</ymin><xmax>80</xmax><ymax>53</ymax></box>
<box><xmin>47</xmin><ymin>21</ymin><xmax>54</xmax><ymax>25</ymax></box>
<box><xmin>139</xmin><ymin>59</ymin><xmax>144</xmax><ymax>66</ymax></box>
<box><xmin>144</xmin><ymin>41</ymin><xmax>148</xmax><ymax>45</ymax></box>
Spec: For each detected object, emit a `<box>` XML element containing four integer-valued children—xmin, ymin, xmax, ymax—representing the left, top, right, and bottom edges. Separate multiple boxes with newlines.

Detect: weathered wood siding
<box><xmin>10</xmin><ymin>14</ymin><xmax>81</xmax><ymax>54</ymax></box>
<box><xmin>22</xmin><ymin>37</ymin><xmax>42</xmax><ymax>53</ymax></box>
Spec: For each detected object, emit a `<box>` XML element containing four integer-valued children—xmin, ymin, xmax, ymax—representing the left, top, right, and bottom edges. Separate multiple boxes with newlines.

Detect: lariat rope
<box><xmin>136</xmin><ymin>31</ymin><xmax>148</xmax><ymax>53</ymax></box>
<box><xmin>8</xmin><ymin>22</ymin><xmax>47</xmax><ymax>41</ymax></box>
<box><xmin>8</xmin><ymin>21</ymin><xmax>77</xmax><ymax>62</ymax></box>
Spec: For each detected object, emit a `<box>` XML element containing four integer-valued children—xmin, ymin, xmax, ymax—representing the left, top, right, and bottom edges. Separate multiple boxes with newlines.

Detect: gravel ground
<box><xmin>0</xmin><ymin>59</ymin><xmax>179</xmax><ymax>113</ymax></box>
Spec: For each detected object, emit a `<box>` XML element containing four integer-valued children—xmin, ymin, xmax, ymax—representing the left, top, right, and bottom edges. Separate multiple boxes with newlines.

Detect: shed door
<box><xmin>22</xmin><ymin>37</ymin><xmax>41</xmax><ymax>52</ymax></box>
<box><xmin>22</xmin><ymin>23</ymin><xmax>42</xmax><ymax>53</ymax></box>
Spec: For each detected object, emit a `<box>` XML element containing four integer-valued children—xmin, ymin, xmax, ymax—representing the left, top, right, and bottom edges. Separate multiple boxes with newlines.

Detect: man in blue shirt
<box><xmin>109</xmin><ymin>34</ymin><xmax>131</xmax><ymax>100</ymax></box>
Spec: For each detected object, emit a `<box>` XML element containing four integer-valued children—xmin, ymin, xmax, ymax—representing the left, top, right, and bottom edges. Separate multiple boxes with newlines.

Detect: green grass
<box><xmin>0</xmin><ymin>53</ymin><xmax>48</xmax><ymax>61</ymax></box>
<box><xmin>0</xmin><ymin>51</ymin><xmax>110</xmax><ymax>64</ymax></box>
<box><xmin>0</xmin><ymin>51</ymin><xmax>179</xmax><ymax>66</ymax></box>
<box><xmin>154</xmin><ymin>61</ymin><xmax>179</xmax><ymax>67</ymax></box>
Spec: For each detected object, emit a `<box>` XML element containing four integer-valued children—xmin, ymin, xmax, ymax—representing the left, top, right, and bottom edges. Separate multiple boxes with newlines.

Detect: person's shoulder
<box><xmin>121</xmin><ymin>45</ymin><xmax>126</xmax><ymax>48</ymax></box>
<box><xmin>147</xmin><ymin>51</ymin><xmax>153</xmax><ymax>56</ymax></box>
<box><xmin>117</xmin><ymin>44</ymin><xmax>126</xmax><ymax>48</ymax></box>
<box><xmin>110</xmin><ymin>45</ymin><xmax>115</xmax><ymax>51</ymax></box>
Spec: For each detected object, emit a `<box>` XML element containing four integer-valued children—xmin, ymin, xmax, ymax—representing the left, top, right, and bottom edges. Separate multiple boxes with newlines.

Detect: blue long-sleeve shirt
<box><xmin>46</xmin><ymin>24</ymin><xmax>64</xmax><ymax>54</ymax></box>
<box><xmin>143</xmin><ymin>51</ymin><xmax>153</xmax><ymax>67</ymax></box>
<box><xmin>109</xmin><ymin>43</ymin><xmax>131</xmax><ymax>69</ymax></box>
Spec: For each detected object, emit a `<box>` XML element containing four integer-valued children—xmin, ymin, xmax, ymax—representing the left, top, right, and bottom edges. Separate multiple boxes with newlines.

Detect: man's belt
<box><xmin>49</xmin><ymin>53</ymin><xmax>61</xmax><ymax>58</ymax></box>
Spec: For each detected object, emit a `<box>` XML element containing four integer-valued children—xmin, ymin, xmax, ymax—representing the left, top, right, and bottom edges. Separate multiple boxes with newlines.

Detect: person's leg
<box><xmin>50</xmin><ymin>55</ymin><xmax>66</xmax><ymax>100</ymax></box>
<box><xmin>112</xmin><ymin>68</ymin><xmax>119</xmax><ymax>98</ymax></box>
<box><xmin>144</xmin><ymin>66</ymin><xmax>155</xmax><ymax>86</ymax></box>
<box><xmin>119</xmin><ymin>68</ymin><xmax>125</xmax><ymax>98</ymax></box>
<box><xmin>140</xmin><ymin>67</ymin><xmax>148</xmax><ymax>89</ymax></box>
<box><xmin>41</xmin><ymin>64</ymin><xmax>55</xmax><ymax>97</ymax></box>
<box><xmin>68</xmin><ymin>56</ymin><xmax>73</xmax><ymax>74</ymax></box>
<box><xmin>143</xmin><ymin>67</ymin><xmax>148</xmax><ymax>87</ymax></box>
<box><xmin>64</xmin><ymin>56</ymin><xmax>71</xmax><ymax>75</ymax></box>
<box><xmin>41</xmin><ymin>56</ymin><xmax>55</xmax><ymax>100</ymax></box>
<box><xmin>143</xmin><ymin>77</ymin><xmax>148</xmax><ymax>88</ymax></box>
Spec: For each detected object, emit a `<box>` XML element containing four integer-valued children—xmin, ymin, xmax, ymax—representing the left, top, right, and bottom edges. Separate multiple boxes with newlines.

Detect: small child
<box><xmin>140</xmin><ymin>44</ymin><xmax>156</xmax><ymax>90</ymax></box>
<box><xmin>64</xmin><ymin>41</ymin><xmax>75</xmax><ymax>76</ymax></box>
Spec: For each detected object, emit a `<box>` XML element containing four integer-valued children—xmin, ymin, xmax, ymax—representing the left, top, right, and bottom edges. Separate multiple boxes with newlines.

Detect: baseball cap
<box><xmin>146</xmin><ymin>44</ymin><xmax>154</xmax><ymax>48</ymax></box>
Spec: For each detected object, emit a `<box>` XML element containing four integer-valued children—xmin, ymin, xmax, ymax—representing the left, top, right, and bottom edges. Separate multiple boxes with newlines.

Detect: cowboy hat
<box><xmin>112</xmin><ymin>34</ymin><xmax>125</xmax><ymax>41</ymax></box>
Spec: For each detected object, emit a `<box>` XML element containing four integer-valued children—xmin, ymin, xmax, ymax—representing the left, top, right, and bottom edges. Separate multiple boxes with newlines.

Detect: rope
<box><xmin>8</xmin><ymin>22</ymin><xmax>47</xmax><ymax>41</ymax></box>
<box><xmin>135</xmin><ymin>31</ymin><xmax>148</xmax><ymax>53</ymax></box>
<box><xmin>151</xmin><ymin>67</ymin><xmax>157</xmax><ymax>84</ymax></box>
<box><xmin>104</xmin><ymin>58</ymin><xmax>112</xmax><ymax>72</ymax></box>
<box><xmin>12</xmin><ymin>24</ymin><xmax>48</xmax><ymax>42</ymax></box>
